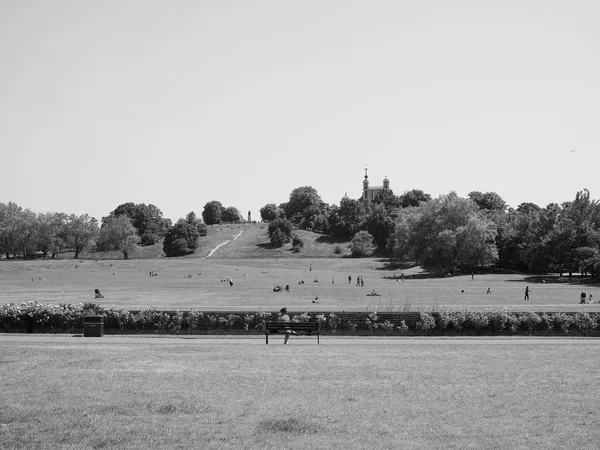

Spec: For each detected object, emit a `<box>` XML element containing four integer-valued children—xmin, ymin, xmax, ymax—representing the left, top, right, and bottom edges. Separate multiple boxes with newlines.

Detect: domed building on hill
<box><xmin>362</xmin><ymin>167</ymin><xmax>390</xmax><ymax>201</ymax></box>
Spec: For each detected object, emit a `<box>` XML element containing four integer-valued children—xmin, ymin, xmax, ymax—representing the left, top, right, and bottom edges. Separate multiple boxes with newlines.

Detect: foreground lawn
<box><xmin>1</xmin><ymin>258</ymin><xmax>599</xmax><ymax>312</ymax></box>
<box><xmin>1</xmin><ymin>336</ymin><xmax>600</xmax><ymax>449</ymax></box>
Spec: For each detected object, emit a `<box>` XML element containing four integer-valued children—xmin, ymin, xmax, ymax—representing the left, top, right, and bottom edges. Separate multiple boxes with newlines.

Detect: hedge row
<box><xmin>1</xmin><ymin>301</ymin><xmax>599</xmax><ymax>336</ymax></box>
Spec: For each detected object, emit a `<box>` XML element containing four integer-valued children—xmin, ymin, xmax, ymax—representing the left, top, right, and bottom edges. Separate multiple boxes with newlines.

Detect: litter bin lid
<box><xmin>84</xmin><ymin>315</ymin><xmax>104</xmax><ymax>323</ymax></box>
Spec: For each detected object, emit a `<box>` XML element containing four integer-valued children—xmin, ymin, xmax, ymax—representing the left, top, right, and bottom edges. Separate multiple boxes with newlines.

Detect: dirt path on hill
<box><xmin>204</xmin><ymin>229</ymin><xmax>245</xmax><ymax>258</ymax></box>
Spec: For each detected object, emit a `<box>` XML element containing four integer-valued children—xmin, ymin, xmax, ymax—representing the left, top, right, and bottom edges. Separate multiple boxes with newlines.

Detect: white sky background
<box><xmin>1</xmin><ymin>0</ymin><xmax>598</xmax><ymax>223</ymax></box>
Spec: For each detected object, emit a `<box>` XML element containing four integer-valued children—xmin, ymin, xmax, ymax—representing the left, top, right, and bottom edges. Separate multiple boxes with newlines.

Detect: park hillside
<box><xmin>2</xmin><ymin>187</ymin><xmax>600</xmax><ymax>279</ymax></box>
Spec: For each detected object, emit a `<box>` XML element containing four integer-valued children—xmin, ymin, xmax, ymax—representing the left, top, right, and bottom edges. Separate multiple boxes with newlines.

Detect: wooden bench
<box><xmin>265</xmin><ymin>321</ymin><xmax>319</xmax><ymax>344</ymax></box>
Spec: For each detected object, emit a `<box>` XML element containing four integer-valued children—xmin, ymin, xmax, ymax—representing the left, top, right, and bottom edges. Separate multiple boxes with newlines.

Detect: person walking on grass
<box><xmin>278</xmin><ymin>307</ymin><xmax>295</xmax><ymax>344</ymax></box>
<box><xmin>524</xmin><ymin>286</ymin><xmax>530</xmax><ymax>301</ymax></box>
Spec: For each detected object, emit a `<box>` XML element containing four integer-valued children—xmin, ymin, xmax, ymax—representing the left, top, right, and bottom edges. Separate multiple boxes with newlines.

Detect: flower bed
<box><xmin>1</xmin><ymin>302</ymin><xmax>599</xmax><ymax>337</ymax></box>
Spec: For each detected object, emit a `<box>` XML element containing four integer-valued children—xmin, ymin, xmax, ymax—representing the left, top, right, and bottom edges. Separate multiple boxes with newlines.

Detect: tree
<box><xmin>350</xmin><ymin>231</ymin><xmax>376</xmax><ymax>257</ymax></box>
<box><xmin>468</xmin><ymin>191</ymin><xmax>507</xmax><ymax>212</ymax></box>
<box><xmin>544</xmin><ymin>190</ymin><xmax>600</xmax><ymax>276</ymax></box>
<box><xmin>399</xmin><ymin>189</ymin><xmax>431</xmax><ymax>208</ymax></box>
<box><xmin>98</xmin><ymin>215</ymin><xmax>140</xmax><ymax>260</ymax></box>
<box><xmin>163</xmin><ymin>219</ymin><xmax>201</xmax><ymax>257</ymax></box>
<box><xmin>186</xmin><ymin>211</ymin><xmax>207</xmax><ymax>236</ymax></box>
<box><xmin>202</xmin><ymin>201</ymin><xmax>223</xmax><ymax>225</ymax></box>
<box><xmin>267</xmin><ymin>218</ymin><xmax>293</xmax><ymax>248</ymax></box>
<box><xmin>372</xmin><ymin>190</ymin><xmax>402</xmax><ymax>211</ymax></box>
<box><xmin>62</xmin><ymin>214</ymin><xmax>99</xmax><ymax>259</ymax></box>
<box><xmin>0</xmin><ymin>202</ymin><xmax>22</xmax><ymax>259</ymax></box>
<box><xmin>392</xmin><ymin>192</ymin><xmax>498</xmax><ymax>273</ymax></box>
<box><xmin>107</xmin><ymin>203</ymin><xmax>170</xmax><ymax>246</ymax></box>
<box><xmin>260</xmin><ymin>203</ymin><xmax>279</xmax><ymax>222</ymax></box>
<box><xmin>221</xmin><ymin>206</ymin><xmax>241</xmax><ymax>223</ymax></box>
<box><xmin>13</xmin><ymin>209</ymin><xmax>38</xmax><ymax>259</ymax></box>
<box><xmin>328</xmin><ymin>197</ymin><xmax>368</xmax><ymax>239</ymax></box>
<box><xmin>292</xmin><ymin>234</ymin><xmax>304</xmax><ymax>252</ymax></box>
<box><xmin>284</xmin><ymin>186</ymin><xmax>325</xmax><ymax>228</ymax></box>
<box><xmin>35</xmin><ymin>212</ymin><xmax>67</xmax><ymax>258</ymax></box>
<box><xmin>366</xmin><ymin>203</ymin><xmax>396</xmax><ymax>250</ymax></box>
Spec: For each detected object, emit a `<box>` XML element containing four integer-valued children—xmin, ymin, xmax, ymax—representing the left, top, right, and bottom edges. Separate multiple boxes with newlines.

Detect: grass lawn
<box><xmin>1</xmin><ymin>335</ymin><xmax>599</xmax><ymax>449</ymax></box>
<box><xmin>1</xmin><ymin>256</ymin><xmax>600</xmax><ymax>313</ymax></box>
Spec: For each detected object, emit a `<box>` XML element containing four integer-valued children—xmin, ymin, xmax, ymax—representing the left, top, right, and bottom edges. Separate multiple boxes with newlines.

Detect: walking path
<box><xmin>204</xmin><ymin>229</ymin><xmax>244</xmax><ymax>258</ymax></box>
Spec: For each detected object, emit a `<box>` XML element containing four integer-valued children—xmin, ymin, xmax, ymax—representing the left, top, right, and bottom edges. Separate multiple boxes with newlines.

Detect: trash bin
<box><xmin>83</xmin><ymin>315</ymin><xmax>104</xmax><ymax>337</ymax></box>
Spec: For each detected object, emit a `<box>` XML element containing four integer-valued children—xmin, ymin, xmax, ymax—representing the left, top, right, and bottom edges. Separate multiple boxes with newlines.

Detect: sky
<box><xmin>1</xmin><ymin>0</ymin><xmax>598</xmax><ymax>223</ymax></box>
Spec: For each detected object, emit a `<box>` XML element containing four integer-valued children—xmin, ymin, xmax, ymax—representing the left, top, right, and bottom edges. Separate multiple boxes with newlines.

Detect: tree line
<box><xmin>0</xmin><ymin>202</ymin><xmax>211</xmax><ymax>259</ymax></box>
<box><xmin>259</xmin><ymin>187</ymin><xmax>600</xmax><ymax>276</ymax></box>
<box><xmin>2</xmin><ymin>188</ymin><xmax>600</xmax><ymax>275</ymax></box>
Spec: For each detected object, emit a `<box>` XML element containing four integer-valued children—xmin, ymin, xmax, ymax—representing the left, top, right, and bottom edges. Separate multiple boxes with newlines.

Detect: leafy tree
<box><xmin>544</xmin><ymin>190</ymin><xmax>600</xmax><ymax>276</ymax></box>
<box><xmin>399</xmin><ymin>189</ymin><xmax>431</xmax><ymax>208</ymax></box>
<box><xmin>284</xmin><ymin>186</ymin><xmax>325</xmax><ymax>229</ymax></box>
<box><xmin>106</xmin><ymin>203</ymin><xmax>170</xmax><ymax>246</ymax></box>
<box><xmin>0</xmin><ymin>202</ymin><xmax>22</xmax><ymax>259</ymax></box>
<box><xmin>97</xmin><ymin>215</ymin><xmax>140</xmax><ymax>260</ymax></box>
<box><xmin>267</xmin><ymin>218</ymin><xmax>293</xmax><ymax>248</ymax></box>
<box><xmin>350</xmin><ymin>231</ymin><xmax>376</xmax><ymax>257</ymax></box>
<box><xmin>372</xmin><ymin>190</ymin><xmax>402</xmax><ymax>211</ymax></box>
<box><xmin>468</xmin><ymin>191</ymin><xmax>507</xmax><ymax>212</ymax></box>
<box><xmin>35</xmin><ymin>212</ymin><xmax>67</xmax><ymax>258</ymax></box>
<box><xmin>14</xmin><ymin>209</ymin><xmax>38</xmax><ymax>259</ymax></box>
<box><xmin>202</xmin><ymin>201</ymin><xmax>223</xmax><ymax>225</ymax></box>
<box><xmin>329</xmin><ymin>197</ymin><xmax>367</xmax><ymax>239</ymax></box>
<box><xmin>292</xmin><ymin>234</ymin><xmax>304</xmax><ymax>252</ymax></box>
<box><xmin>299</xmin><ymin>204</ymin><xmax>329</xmax><ymax>233</ymax></box>
<box><xmin>163</xmin><ymin>219</ymin><xmax>201</xmax><ymax>257</ymax></box>
<box><xmin>260</xmin><ymin>203</ymin><xmax>279</xmax><ymax>222</ymax></box>
<box><xmin>366</xmin><ymin>203</ymin><xmax>396</xmax><ymax>250</ymax></box>
<box><xmin>186</xmin><ymin>211</ymin><xmax>207</xmax><ymax>236</ymax></box>
<box><xmin>391</xmin><ymin>192</ymin><xmax>498</xmax><ymax>273</ymax></box>
<box><xmin>62</xmin><ymin>214</ymin><xmax>100</xmax><ymax>259</ymax></box>
<box><xmin>221</xmin><ymin>206</ymin><xmax>241</xmax><ymax>223</ymax></box>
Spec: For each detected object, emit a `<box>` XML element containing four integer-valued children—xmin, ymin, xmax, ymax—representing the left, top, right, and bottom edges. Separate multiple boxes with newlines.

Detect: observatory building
<box><xmin>362</xmin><ymin>168</ymin><xmax>390</xmax><ymax>201</ymax></box>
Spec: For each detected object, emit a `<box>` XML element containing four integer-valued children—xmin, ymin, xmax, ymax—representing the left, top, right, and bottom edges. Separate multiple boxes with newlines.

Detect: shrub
<box><xmin>268</xmin><ymin>218</ymin><xmax>293</xmax><ymax>248</ymax></box>
<box><xmin>379</xmin><ymin>320</ymin><xmax>395</xmax><ymax>332</ymax></box>
<box><xmin>316</xmin><ymin>314</ymin><xmax>327</xmax><ymax>330</ymax></box>
<box><xmin>365</xmin><ymin>312</ymin><xmax>379</xmax><ymax>334</ymax></box>
<box><xmin>292</xmin><ymin>235</ymin><xmax>304</xmax><ymax>252</ymax></box>
<box><xmin>466</xmin><ymin>310</ymin><xmax>489</xmax><ymax>336</ymax></box>
<box><xmin>506</xmin><ymin>313</ymin><xmax>520</xmax><ymax>334</ymax></box>
<box><xmin>328</xmin><ymin>313</ymin><xmax>340</xmax><ymax>333</ymax></box>
<box><xmin>519</xmin><ymin>312</ymin><xmax>541</xmax><ymax>336</ymax></box>
<box><xmin>333</xmin><ymin>245</ymin><xmax>342</xmax><ymax>255</ymax></box>
<box><xmin>346</xmin><ymin>320</ymin><xmax>357</xmax><ymax>333</ymax></box>
<box><xmin>553</xmin><ymin>313</ymin><xmax>573</xmax><ymax>334</ymax></box>
<box><xmin>539</xmin><ymin>313</ymin><xmax>554</xmax><ymax>335</ymax></box>
<box><xmin>487</xmin><ymin>308</ymin><xmax>509</xmax><ymax>335</ymax></box>
<box><xmin>447</xmin><ymin>310</ymin><xmax>467</xmax><ymax>334</ymax></box>
<box><xmin>572</xmin><ymin>312</ymin><xmax>597</xmax><ymax>336</ymax></box>
<box><xmin>397</xmin><ymin>320</ymin><xmax>409</xmax><ymax>335</ymax></box>
<box><xmin>417</xmin><ymin>312</ymin><xmax>436</xmax><ymax>335</ymax></box>
<box><xmin>350</xmin><ymin>231</ymin><xmax>376</xmax><ymax>257</ymax></box>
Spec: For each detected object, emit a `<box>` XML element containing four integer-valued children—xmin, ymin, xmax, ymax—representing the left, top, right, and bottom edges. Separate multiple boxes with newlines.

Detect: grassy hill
<box><xmin>73</xmin><ymin>222</ymin><xmax>353</xmax><ymax>260</ymax></box>
<box><xmin>191</xmin><ymin>223</ymin><xmax>352</xmax><ymax>259</ymax></box>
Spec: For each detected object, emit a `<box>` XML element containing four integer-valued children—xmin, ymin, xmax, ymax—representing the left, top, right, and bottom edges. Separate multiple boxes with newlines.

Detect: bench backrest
<box><xmin>265</xmin><ymin>321</ymin><xmax>318</xmax><ymax>331</ymax></box>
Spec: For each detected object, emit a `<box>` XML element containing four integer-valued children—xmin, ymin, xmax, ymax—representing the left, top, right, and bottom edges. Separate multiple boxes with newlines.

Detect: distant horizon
<box><xmin>2</xmin><ymin>1</ymin><xmax>597</xmax><ymax>223</ymax></box>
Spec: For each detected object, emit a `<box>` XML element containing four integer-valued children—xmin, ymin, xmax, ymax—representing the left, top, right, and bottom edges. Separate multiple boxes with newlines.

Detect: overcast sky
<box><xmin>1</xmin><ymin>0</ymin><xmax>598</xmax><ymax>223</ymax></box>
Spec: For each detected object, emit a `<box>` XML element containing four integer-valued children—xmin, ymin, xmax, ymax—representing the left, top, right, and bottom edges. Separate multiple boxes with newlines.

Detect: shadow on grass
<box><xmin>374</xmin><ymin>259</ymin><xmax>418</xmax><ymax>271</ymax></box>
<box><xmin>520</xmin><ymin>275</ymin><xmax>600</xmax><ymax>286</ymax></box>
<box><xmin>315</xmin><ymin>235</ymin><xmax>349</xmax><ymax>245</ymax></box>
